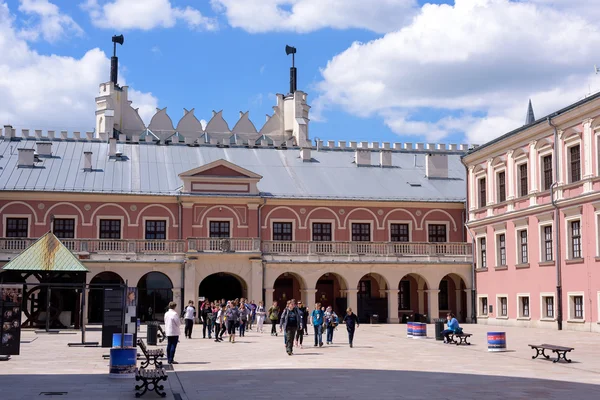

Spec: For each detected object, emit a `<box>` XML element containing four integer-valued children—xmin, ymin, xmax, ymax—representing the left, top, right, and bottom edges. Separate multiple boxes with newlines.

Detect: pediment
<box><xmin>179</xmin><ymin>159</ymin><xmax>262</xmax><ymax>195</ymax></box>
<box><xmin>179</xmin><ymin>159</ymin><xmax>262</xmax><ymax>180</ymax></box>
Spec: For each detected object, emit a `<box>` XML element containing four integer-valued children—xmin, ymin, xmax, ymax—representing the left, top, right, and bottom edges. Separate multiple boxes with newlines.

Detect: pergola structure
<box><xmin>1</xmin><ymin>232</ymin><xmax>88</xmax><ymax>329</ymax></box>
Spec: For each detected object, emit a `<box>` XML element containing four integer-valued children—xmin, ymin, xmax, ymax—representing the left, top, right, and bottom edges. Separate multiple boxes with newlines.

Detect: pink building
<box><xmin>463</xmin><ymin>96</ymin><xmax>600</xmax><ymax>332</ymax></box>
<box><xmin>0</xmin><ymin>65</ymin><xmax>474</xmax><ymax>328</ymax></box>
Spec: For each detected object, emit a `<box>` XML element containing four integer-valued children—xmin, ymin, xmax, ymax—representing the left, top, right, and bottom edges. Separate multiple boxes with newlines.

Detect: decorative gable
<box><xmin>179</xmin><ymin>159</ymin><xmax>262</xmax><ymax>195</ymax></box>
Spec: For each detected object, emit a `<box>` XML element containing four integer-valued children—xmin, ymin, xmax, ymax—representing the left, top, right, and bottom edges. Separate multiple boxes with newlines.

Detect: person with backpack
<box><xmin>279</xmin><ymin>299</ymin><xmax>302</xmax><ymax>355</ymax></box>
<box><xmin>268</xmin><ymin>301</ymin><xmax>279</xmax><ymax>336</ymax></box>
<box><xmin>442</xmin><ymin>312</ymin><xmax>461</xmax><ymax>343</ymax></box>
<box><xmin>183</xmin><ymin>300</ymin><xmax>196</xmax><ymax>339</ymax></box>
<box><xmin>310</xmin><ymin>302</ymin><xmax>325</xmax><ymax>347</ymax></box>
<box><xmin>342</xmin><ymin>308</ymin><xmax>359</xmax><ymax>348</ymax></box>
<box><xmin>324</xmin><ymin>306</ymin><xmax>338</xmax><ymax>345</ymax></box>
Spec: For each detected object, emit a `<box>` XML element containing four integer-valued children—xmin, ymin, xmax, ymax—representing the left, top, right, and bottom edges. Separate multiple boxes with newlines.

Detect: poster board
<box><xmin>0</xmin><ymin>285</ymin><xmax>23</xmax><ymax>356</ymax></box>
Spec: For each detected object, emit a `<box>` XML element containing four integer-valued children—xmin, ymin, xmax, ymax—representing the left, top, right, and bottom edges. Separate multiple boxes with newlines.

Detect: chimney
<box><xmin>84</xmin><ymin>151</ymin><xmax>93</xmax><ymax>170</ymax></box>
<box><xmin>426</xmin><ymin>153</ymin><xmax>448</xmax><ymax>179</ymax></box>
<box><xmin>110</xmin><ymin>35</ymin><xmax>124</xmax><ymax>86</ymax></box>
<box><xmin>3</xmin><ymin>125</ymin><xmax>14</xmax><ymax>139</ymax></box>
<box><xmin>380</xmin><ymin>150</ymin><xmax>392</xmax><ymax>167</ymax></box>
<box><xmin>18</xmin><ymin>148</ymin><xmax>35</xmax><ymax>167</ymax></box>
<box><xmin>355</xmin><ymin>143</ymin><xmax>370</xmax><ymax>167</ymax></box>
<box><xmin>300</xmin><ymin>147</ymin><xmax>312</xmax><ymax>162</ymax></box>
<box><xmin>36</xmin><ymin>142</ymin><xmax>52</xmax><ymax>156</ymax></box>
<box><xmin>109</xmin><ymin>138</ymin><xmax>117</xmax><ymax>156</ymax></box>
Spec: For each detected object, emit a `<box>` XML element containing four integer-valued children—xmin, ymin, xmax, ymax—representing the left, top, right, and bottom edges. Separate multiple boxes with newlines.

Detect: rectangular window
<box><xmin>399</xmin><ymin>280</ymin><xmax>411</xmax><ymax>310</ymax></box>
<box><xmin>498</xmin><ymin>171</ymin><xmax>506</xmax><ymax>202</ymax></box>
<box><xmin>479</xmin><ymin>237</ymin><xmax>487</xmax><ymax>269</ymax></box>
<box><xmin>519</xmin><ymin>164</ymin><xmax>528</xmax><ymax>197</ymax></box>
<box><xmin>351</xmin><ymin>223</ymin><xmax>371</xmax><ymax>242</ymax></box>
<box><xmin>439</xmin><ymin>280</ymin><xmax>449</xmax><ymax>310</ymax></box>
<box><xmin>273</xmin><ymin>222</ymin><xmax>293</xmax><ymax>241</ymax></box>
<box><xmin>519</xmin><ymin>230</ymin><xmax>528</xmax><ymax>264</ymax></box>
<box><xmin>543</xmin><ymin>226</ymin><xmax>553</xmax><ymax>261</ymax></box>
<box><xmin>520</xmin><ymin>296</ymin><xmax>530</xmax><ymax>318</ymax></box>
<box><xmin>53</xmin><ymin>218</ymin><xmax>75</xmax><ymax>239</ymax></box>
<box><xmin>428</xmin><ymin>224</ymin><xmax>447</xmax><ymax>243</ymax></box>
<box><xmin>571</xmin><ymin>220</ymin><xmax>581</xmax><ymax>259</ymax></box>
<box><xmin>99</xmin><ymin>219</ymin><xmax>121</xmax><ymax>239</ymax></box>
<box><xmin>544</xmin><ymin>296</ymin><xmax>554</xmax><ymax>318</ymax></box>
<box><xmin>390</xmin><ymin>223</ymin><xmax>409</xmax><ymax>242</ymax></box>
<box><xmin>5</xmin><ymin>218</ymin><xmax>28</xmax><ymax>238</ymax></box>
<box><xmin>145</xmin><ymin>220</ymin><xmax>167</xmax><ymax>240</ymax></box>
<box><xmin>570</xmin><ymin>145</ymin><xmax>581</xmax><ymax>183</ymax></box>
<box><xmin>480</xmin><ymin>297</ymin><xmax>488</xmax><ymax>316</ymax></box>
<box><xmin>574</xmin><ymin>295</ymin><xmax>583</xmax><ymax>319</ymax></box>
<box><xmin>498</xmin><ymin>234</ymin><xmax>506</xmax><ymax>266</ymax></box>
<box><xmin>479</xmin><ymin>177</ymin><xmax>487</xmax><ymax>208</ymax></box>
<box><xmin>312</xmin><ymin>223</ymin><xmax>332</xmax><ymax>242</ymax></box>
<box><xmin>500</xmin><ymin>297</ymin><xmax>508</xmax><ymax>316</ymax></box>
<box><xmin>543</xmin><ymin>155</ymin><xmax>553</xmax><ymax>191</ymax></box>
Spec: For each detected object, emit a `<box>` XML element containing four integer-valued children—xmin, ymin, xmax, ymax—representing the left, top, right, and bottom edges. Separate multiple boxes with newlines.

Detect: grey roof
<box><xmin>525</xmin><ymin>99</ymin><xmax>535</xmax><ymax>125</ymax></box>
<box><xmin>0</xmin><ymin>139</ymin><xmax>466</xmax><ymax>202</ymax></box>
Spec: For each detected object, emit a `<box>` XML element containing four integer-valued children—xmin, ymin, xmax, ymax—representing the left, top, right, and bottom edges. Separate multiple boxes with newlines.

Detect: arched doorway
<box><xmin>357</xmin><ymin>273</ymin><xmax>388</xmax><ymax>323</ymax></box>
<box><xmin>198</xmin><ymin>273</ymin><xmax>246</xmax><ymax>304</ymax></box>
<box><xmin>137</xmin><ymin>272</ymin><xmax>173</xmax><ymax>322</ymax></box>
<box><xmin>88</xmin><ymin>271</ymin><xmax>124</xmax><ymax>324</ymax></box>
<box><xmin>439</xmin><ymin>273</ymin><xmax>467</xmax><ymax>322</ymax></box>
<box><xmin>315</xmin><ymin>273</ymin><xmax>347</xmax><ymax>315</ymax></box>
<box><xmin>273</xmin><ymin>273</ymin><xmax>303</xmax><ymax>307</ymax></box>
<box><xmin>398</xmin><ymin>273</ymin><xmax>429</xmax><ymax>323</ymax></box>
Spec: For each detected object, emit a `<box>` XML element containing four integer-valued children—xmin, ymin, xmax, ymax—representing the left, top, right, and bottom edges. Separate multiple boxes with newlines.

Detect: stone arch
<box><xmin>535</xmin><ymin>138</ymin><xmax>553</xmax><ymax>151</ymax></box>
<box><xmin>88</xmin><ymin>271</ymin><xmax>124</xmax><ymax>323</ymax></box>
<box><xmin>0</xmin><ymin>201</ymin><xmax>39</xmax><ymax>224</ymax></box>
<box><xmin>88</xmin><ymin>203</ymin><xmax>132</xmax><ymax>225</ymax></box>
<box><xmin>437</xmin><ymin>272</ymin><xmax>468</xmax><ymax>323</ymax></box>
<box><xmin>198</xmin><ymin>272</ymin><xmax>247</xmax><ymax>302</ymax></box>
<box><xmin>273</xmin><ymin>272</ymin><xmax>305</xmax><ymax>307</ymax></box>
<box><xmin>381</xmin><ymin>208</ymin><xmax>418</xmax><ymax>230</ymax></box>
<box><xmin>342</xmin><ymin>208</ymin><xmax>381</xmax><ymax>229</ymax></box>
<box><xmin>357</xmin><ymin>272</ymin><xmax>389</xmax><ymax>323</ymax></box>
<box><xmin>313</xmin><ymin>272</ymin><xmax>348</xmax><ymax>315</ymax></box>
<box><xmin>301</xmin><ymin>207</ymin><xmax>341</xmax><ymax>229</ymax></box>
<box><xmin>134</xmin><ymin>204</ymin><xmax>178</xmax><ymax>227</ymax></box>
<box><xmin>137</xmin><ymin>271</ymin><xmax>174</xmax><ymax>322</ymax></box>
<box><xmin>398</xmin><ymin>272</ymin><xmax>430</xmax><ymax>323</ymax></box>
<box><xmin>261</xmin><ymin>206</ymin><xmax>302</xmax><ymax>229</ymax></box>
<box><xmin>491</xmin><ymin>155</ymin><xmax>506</xmax><ymax>168</ymax></box>
<box><xmin>419</xmin><ymin>209</ymin><xmax>458</xmax><ymax>231</ymax></box>
<box><xmin>197</xmin><ymin>205</ymin><xmax>243</xmax><ymax>227</ymax></box>
<box><xmin>42</xmin><ymin>202</ymin><xmax>85</xmax><ymax>225</ymax></box>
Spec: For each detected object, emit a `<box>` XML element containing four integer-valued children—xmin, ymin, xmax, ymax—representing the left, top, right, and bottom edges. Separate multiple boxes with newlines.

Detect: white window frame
<box><xmin>143</xmin><ymin>217</ymin><xmax>169</xmax><ymax>240</ymax></box>
<box><xmin>476</xmin><ymin>172</ymin><xmax>487</xmax><ymax>208</ymax></box>
<box><xmin>2</xmin><ymin>214</ymin><xmax>32</xmax><ymax>238</ymax></box>
<box><xmin>496</xmin><ymin>167</ymin><xmax>507</xmax><ymax>203</ymax></box>
<box><xmin>50</xmin><ymin>215</ymin><xmax>79</xmax><ymax>239</ymax></box>
<box><xmin>476</xmin><ymin>234</ymin><xmax>487</xmax><ymax>269</ymax></box>
<box><xmin>538</xmin><ymin>147</ymin><xmax>553</xmax><ymax>192</ymax></box>
<box><xmin>540</xmin><ymin>292</ymin><xmax>556</xmax><ymax>321</ymax></box>
<box><xmin>477</xmin><ymin>295</ymin><xmax>488</xmax><ymax>318</ymax></box>
<box><xmin>310</xmin><ymin>219</ymin><xmax>336</xmax><ymax>242</ymax></box>
<box><xmin>514</xmin><ymin>218</ymin><xmax>528</xmax><ymax>266</ymax></box>
<box><xmin>206</xmin><ymin>217</ymin><xmax>232</xmax><ymax>239</ymax></box>
<box><xmin>271</xmin><ymin>219</ymin><xmax>296</xmax><ymax>241</ymax></box>
<box><xmin>565</xmin><ymin>138</ymin><xmax>582</xmax><ymax>184</ymax></box>
<box><xmin>515</xmin><ymin>157</ymin><xmax>529</xmax><ymax>198</ymax></box>
<box><xmin>567</xmin><ymin>292</ymin><xmax>585</xmax><ymax>322</ymax></box>
<box><xmin>349</xmin><ymin>220</ymin><xmax>373</xmax><ymax>242</ymax></box>
<box><xmin>387</xmin><ymin>220</ymin><xmax>412</xmax><ymax>243</ymax></box>
<box><xmin>517</xmin><ymin>293</ymin><xmax>531</xmax><ymax>320</ymax></box>
<box><xmin>496</xmin><ymin>294</ymin><xmax>508</xmax><ymax>319</ymax></box>
<box><xmin>425</xmin><ymin>221</ymin><xmax>449</xmax><ymax>243</ymax></box>
<box><xmin>495</xmin><ymin>230</ymin><xmax>507</xmax><ymax>267</ymax></box>
<box><xmin>594</xmin><ymin>204</ymin><xmax>600</xmax><ymax>257</ymax></box>
<box><xmin>96</xmin><ymin>216</ymin><xmax>124</xmax><ymax>239</ymax></box>
<box><xmin>537</xmin><ymin>212</ymin><xmax>554</xmax><ymax>263</ymax></box>
<box><xmin>563</xmin><ymin>206</ymin><xmax>583</xmax><ymax>261</ymax></box>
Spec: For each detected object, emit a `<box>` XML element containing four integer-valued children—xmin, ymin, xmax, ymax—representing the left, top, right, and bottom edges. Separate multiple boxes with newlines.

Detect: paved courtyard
<box><xmin>2</xmin><ymin>323</ymin><xmax>600</xmax><ymax>399</ymax></box>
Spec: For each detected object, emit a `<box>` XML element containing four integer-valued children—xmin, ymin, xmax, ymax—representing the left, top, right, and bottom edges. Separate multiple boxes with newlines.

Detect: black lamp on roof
<box><xmin>286</xmin><ymin>45</ymin><xmax>297</xmax><ymax>93</ymax></box>
<box><xmin>110</xmin><ymin>34</ymin><xmax>124</xmax><ymax>86</ymax></box>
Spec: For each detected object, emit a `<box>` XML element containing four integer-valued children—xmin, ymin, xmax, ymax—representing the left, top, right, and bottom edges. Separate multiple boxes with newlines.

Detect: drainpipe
<box><xmin>547</xmin><ymin>116</ymin><xmax>563</xmax><ymax>331</ymax></box>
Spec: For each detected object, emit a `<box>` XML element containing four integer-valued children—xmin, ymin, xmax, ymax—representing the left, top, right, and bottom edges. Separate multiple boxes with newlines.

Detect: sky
<box><xmin>1</xmin><ymin>0</ymin><xmax>600</xmax><ymax>146</ymax></box>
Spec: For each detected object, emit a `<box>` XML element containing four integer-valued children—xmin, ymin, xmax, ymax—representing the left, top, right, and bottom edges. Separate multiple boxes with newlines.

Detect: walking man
<box><xmin>164</xmin><ymin>302</ymin><xmax>181</xmax><ymax>364</ymax></box>
<box><xmin>298</xmin><ymin>301</ymin><xmax>308</xmax><ymax>335</ymax></box>
<box><xmin>183</xmin><ymin>300</ymin><xmax>196</xmax><ymax>339</ymax></box>
<box><xmin>342</xmin><ymin>308</ymin><xmax>359</xmax><ymax>348</ymax></box>
<box><xmin>280</xmin><ymin>299</ymin><xmax>302</xmax><ymax>355</ymax></box>
<box><xmin>311</xmin><ymin>302</ymin><xmax>324</xmax><ymax>347</ymax></box>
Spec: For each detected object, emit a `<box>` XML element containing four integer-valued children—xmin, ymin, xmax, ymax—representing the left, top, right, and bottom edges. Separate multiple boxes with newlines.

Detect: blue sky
<box><xmin>1</xmin><ymin>0</ymin><xmax>600</xmax><ymax>145</ymax></box>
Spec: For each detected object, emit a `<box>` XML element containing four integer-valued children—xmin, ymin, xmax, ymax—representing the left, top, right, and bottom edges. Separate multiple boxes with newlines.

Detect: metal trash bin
<box><xmin>370</xmin><ymin>314</ymin><xmax>379</xmax><ymax>324</ymax></box>
<box><xmin>146</xmin><ymin>322</ymin><xmax>158</xmax><ymax>345</ymax></box>
<box><xmin>434</xmin><ymin>319</ymin><xmax>445</xmax><ymax>341</ymax></box>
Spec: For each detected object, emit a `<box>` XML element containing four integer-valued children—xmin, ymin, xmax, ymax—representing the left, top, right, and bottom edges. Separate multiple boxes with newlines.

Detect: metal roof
<box><xmin>2</xmin><ymin>232</ymin><xmax>89</xmax><ymax>272</ymax></box>
<box><xmin>0</xmin><ymin>140</ymin><xmax>466</xmax><ymax>202</ymax></box>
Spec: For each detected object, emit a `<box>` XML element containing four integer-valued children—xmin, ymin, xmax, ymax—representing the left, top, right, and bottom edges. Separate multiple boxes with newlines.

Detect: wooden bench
<box><xmin>137</xmin><ymin>339</ymin><xmax>164</xmax><ymax>368</ymax></box>
<box><xmin>135</xmin><ymin>367</ymin><xmax>167</xmax><ymax>398</ymax></box>
<box><xmin>448</xmin><ymin>332</ymin><xmax>472</xmax><ymax>346</ymax></box>
<box><xmin>529</xmin><ymin>344</ymin><xmax>574</xmax><ymax>363</ymax></box>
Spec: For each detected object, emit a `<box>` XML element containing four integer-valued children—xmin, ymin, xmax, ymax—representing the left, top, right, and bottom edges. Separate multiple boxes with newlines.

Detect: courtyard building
<box><xmin>463</xmin><ymin>95</ymin><xmax>600</xmax><ymax>333</ymax></box>
<box><xmin>0</xmin><ymin>75</ymin><xmax>474</xmax><ymax>326</ymax></box>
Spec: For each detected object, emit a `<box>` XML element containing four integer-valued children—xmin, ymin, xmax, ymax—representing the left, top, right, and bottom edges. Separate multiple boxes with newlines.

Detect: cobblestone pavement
<box><xmin>2</xmin><ymin>323</ymin><xmax>600</xmax><ymax>399</ymax></box>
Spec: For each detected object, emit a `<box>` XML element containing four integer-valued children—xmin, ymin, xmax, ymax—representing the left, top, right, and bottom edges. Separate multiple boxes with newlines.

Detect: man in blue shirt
<box><xmin>310</xmin><ymin>302</ymin><xmax>325</xmax><ymax>347</ymax></box>
<box><xmin>442</xmin><ymin>312</ymin><xmax>460</xmax><ymax>343</ymax></box>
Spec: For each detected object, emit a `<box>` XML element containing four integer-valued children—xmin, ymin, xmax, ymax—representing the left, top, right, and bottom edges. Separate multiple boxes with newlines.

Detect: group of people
<box><xmin>163</xmin><ymin>297</ymin><xmax>360</xmax><ymax>362</ymax></box>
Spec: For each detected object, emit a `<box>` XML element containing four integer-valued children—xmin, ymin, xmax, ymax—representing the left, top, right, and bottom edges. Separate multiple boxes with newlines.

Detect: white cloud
<box><xmin>0</xmin><ymin>1</ymin><xmax>157</xmax><ymax>132</ymax></box>
<box><xmin>18</xmin><ymin>0</ymin><xmax>83</xmax><ymax>42</ymax></box>
<box><xmin>314</xmin><ymin>0</ymin><xmax>600</xmax><ymax>143</ymax></box>
<box><xmin>211</xmin><ymin>0</ymin><xmax>417</xmax><ymax>33</ymax></box>
<box><xmin>83</xmin><ymin>0</ymin><xmax>217</xmax><ymax>31</ymax></box>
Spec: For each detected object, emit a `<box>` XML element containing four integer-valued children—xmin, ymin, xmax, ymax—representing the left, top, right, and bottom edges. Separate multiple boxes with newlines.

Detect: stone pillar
<box><xmin>249</xmin><ymin>259</ymin><xmax>263</xmax><ymax>303</ymax></box>
<box><xmin>417</xmin><ymin>289</ymin><xmax>425</xmax><ymax>315</ymax></box>
<box><xmin>184</xmin><ymin>261</ymin><xmax>196</xmax><ymax>306</ymax></box>
<box><xmin>468</xmin><ymin>165</ymin><xmax>476</xmax><ymax>221</ymax></box>
<box><xmin>464</xmin><ymin>289</ymin><xmax>474</xmax><ymax>323</ymax></box>
<box><xmin>529</xmin><ymin>140</ymin><xmax>538</xmax><ymax>207</ymax></box>
<box><xmin>486</xmin><ymin>158</ymin><xmax>495</xmax><ymax>206</ymax></box>
<box><xmin>345</xmin><ymin>289</ymin><xmax>358</xmax><ymax>315</ymax></box>
<box><xmin>583</xmin><ymin>119</ymin><xmax>594</xmax><ymax>193</ymax></box>
<box><xmin>386</xmin><ymin>289</ymin><xmax>399</xmax><ymax>323</ymax></box>
<box><xmin>426</xmin><ymin>289</ymin><xmax>440</xmax><ymax>321</ymax></box>
<box><xmin>172</xmin><ymin>288</ymin><xmax>182</xmax><ymax>315</ymax></box>
<box><xmin>264</xmin><ymin>288</ymin><xmax>274</xmax><ymax>308</ymax></box>
<box><xmin>506</xmin><ymin>150</ymin><xmax>515</xmax><ymax>201</ymax></box>
<box><xmin>455</xmin><ymin>289</ymin><xmax>462</xmax><ymax>320</ymax></box>
<box><xmin>302</xmin><ymin>289</ymin><xmax>317</xmax><ymax>307</ymax></box>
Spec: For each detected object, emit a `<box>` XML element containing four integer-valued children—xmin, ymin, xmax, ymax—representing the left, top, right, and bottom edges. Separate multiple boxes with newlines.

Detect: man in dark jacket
<box><xmin>297</xmin><ymin>301</ymin><xmax>308</xmax><ymax>335</ymax></box>
<box><xmin>280</xmin><ymin>299</ymin><xmax>302</xmax><ymax>355</ymax></box>
<box><xmin>343</xmin><ymin>308</ymin><xmax>359</xmax><ymax>348</ymax></box>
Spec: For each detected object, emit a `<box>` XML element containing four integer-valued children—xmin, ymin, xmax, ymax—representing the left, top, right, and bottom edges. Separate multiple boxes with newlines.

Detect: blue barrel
<box><xmin>109</xmin><ymin>348</ymin><xmax>137</xmax><ymax>378</ymax></box>
<box><xmin>112</xmin><ymin>333</ymin><xmax>134</xmax><ymax>348</ymax></box>
<box><xmin>407</xmin><ymin>322</ymin><xmax>414</xmax><ymax>338</ymax></box>
<box><xmin>487</xmin><ymin>332</ymin><xmax>507</xmax><ymax>352</ymax></box>
<box><xmin>412</xmin><ymin>322</ymin><xmax>427</xmax><ymax>339</ymax></box>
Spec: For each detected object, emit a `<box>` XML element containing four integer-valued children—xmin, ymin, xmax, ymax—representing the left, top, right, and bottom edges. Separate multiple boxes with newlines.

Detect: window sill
<box><xmin>494</xmin><ymin>265</ymin><xmax>508</xmax><ymax>270</ymax></box>
<box><xmin>517</xmin><ymin>317</ymin><xmax>531</xmax><ymax>321</ymax></box>
<box><xmin>477</xmin><ymin>315</ymin><xmax>489</xmax><ymax>319</ymax></box>
<box><xmin>595</xmin><ymin>257</ymin><xmax>600</xmax><ymax>262</ymax></box>
<box><xmin>565</xmin><ymin>258</ymin><xmax>584</xmax><ymax>265</ymax></box>
<box><xmin>496</xmin><ymin>316</ymin><xmax>509</xmax><ymax>320</ymax></box>
<box><xmin>540</xmin><ymin>318</ymin><xmax>556</xmax><ymax>322</ymax></box>
<box><xmin>567</xmin><ymin>319</ymin><xmax>586</xmax><ymax>324</ymax></box>
<box><xmin>515</xmin><ymin>263</ymin><xmax>530</xmax><ymax>269</ymax></box>
<box><xmin>476</xmin><ymin>268</ymin><xmax>488</xmax><ymax>272</ymax></box>
<box><xmin>539</xmin><ymin>261</ymin><xmax>555</xmax><ymax>267</ymax></box>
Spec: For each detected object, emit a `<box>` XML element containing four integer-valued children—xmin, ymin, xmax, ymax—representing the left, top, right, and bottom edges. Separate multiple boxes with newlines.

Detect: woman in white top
<box><xmin>183</xmin><ymin>300</ymin><xmax>196</xmax><ymax>339</ymax></box>
<box><xmin>256</xmin><ymin>301</ymin><xmax>266</xmax><ymax>333</ymax></box>
<box><xmin>214</xmin><ymin>305</ymin><xmax>226</xmax><ymax>342</ymax></box>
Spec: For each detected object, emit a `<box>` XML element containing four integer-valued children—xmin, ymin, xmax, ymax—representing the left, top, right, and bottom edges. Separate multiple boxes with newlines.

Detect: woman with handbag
<box><xmin>324</xmin><ymin>306</ymin><xmax>338</xmax><ymax>345</ymax></box>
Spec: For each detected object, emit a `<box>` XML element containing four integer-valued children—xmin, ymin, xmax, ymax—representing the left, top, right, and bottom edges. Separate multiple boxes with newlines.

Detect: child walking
<box><xmin>343</xmin><ymin>308</ymin><xmax>359</xmax><ymax>348</ymax></box>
